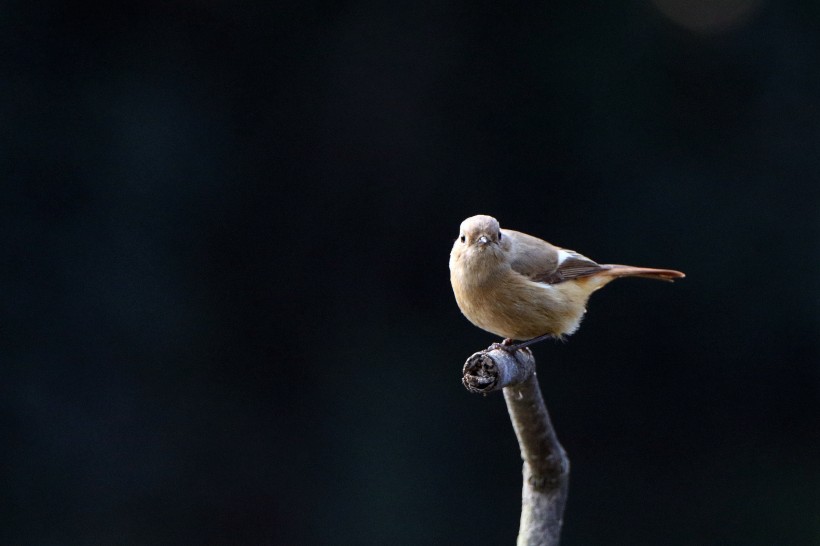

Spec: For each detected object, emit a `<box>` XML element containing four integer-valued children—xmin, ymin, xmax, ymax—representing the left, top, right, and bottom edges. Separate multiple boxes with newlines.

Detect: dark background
<box><xmin>3</xmin><ymin>0</ymin><xmax>819</xmax><ymax>544</ymax></box>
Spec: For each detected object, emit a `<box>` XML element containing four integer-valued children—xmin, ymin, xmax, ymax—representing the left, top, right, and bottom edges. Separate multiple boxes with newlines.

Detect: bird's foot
<box><xmin>488</xmin><ymin>338</ymin><xmax>520</xmax><ymax>353</ymax></box>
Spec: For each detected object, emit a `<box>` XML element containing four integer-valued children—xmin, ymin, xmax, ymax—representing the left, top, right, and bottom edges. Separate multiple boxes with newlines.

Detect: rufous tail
<box><xmin>601</xmin><ymin>264</ymin><xmax>685</xmax><ymax>282</ymax></box>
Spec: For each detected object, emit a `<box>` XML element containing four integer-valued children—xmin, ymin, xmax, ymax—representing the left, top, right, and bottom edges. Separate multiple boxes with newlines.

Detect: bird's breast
<box><xmin>451</xmin><ymin>262</ymin><xmax>596</xmax><ymax>339</ymax></box>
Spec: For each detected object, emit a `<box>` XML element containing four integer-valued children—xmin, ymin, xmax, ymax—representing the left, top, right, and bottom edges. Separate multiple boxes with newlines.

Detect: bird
<box><xmin>449</xmin><ymin>215</ymin><xmax>684</xmax><ymax>350</ymax></box>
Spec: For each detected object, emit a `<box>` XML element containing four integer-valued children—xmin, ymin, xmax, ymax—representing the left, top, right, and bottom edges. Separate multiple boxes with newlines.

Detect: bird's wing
<box><xmin>505</xmin><ymin>229</ymin><xmax>606</xmax><ymax>284</ymax></box>
<box><xmin>535</xmin><ymin>250</ymin><xmax>606</xmax><ymax>284</ymax></box>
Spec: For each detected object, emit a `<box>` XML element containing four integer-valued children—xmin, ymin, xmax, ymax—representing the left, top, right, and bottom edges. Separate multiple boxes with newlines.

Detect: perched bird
<box><xmin>449</xmin><ymin>215</ymin><xmax>684</xmax><ymax>350</ymax></box>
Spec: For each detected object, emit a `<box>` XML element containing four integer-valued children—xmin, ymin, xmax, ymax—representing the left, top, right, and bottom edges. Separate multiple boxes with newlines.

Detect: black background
<box><xmin>3</xmin><ymin>1</ymin><xmax>819</xmax><ymax>544</ymax></box>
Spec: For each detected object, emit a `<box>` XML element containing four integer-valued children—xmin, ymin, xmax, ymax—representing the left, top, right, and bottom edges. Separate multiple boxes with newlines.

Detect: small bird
<box><xmin>449</xmin><ymin>215</ymin><xmax>684</xmax><ymax>350</ymax></box>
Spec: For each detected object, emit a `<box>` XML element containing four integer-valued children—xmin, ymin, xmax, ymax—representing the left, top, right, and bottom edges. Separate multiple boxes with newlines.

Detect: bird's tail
<box><xmin>600</xmin><ymin>264</ymin><xmax>685</xmax><ymax>282</ymax></box>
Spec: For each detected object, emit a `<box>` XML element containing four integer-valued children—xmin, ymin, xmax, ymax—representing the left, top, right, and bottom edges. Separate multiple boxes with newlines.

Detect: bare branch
<box><xmin>462</xmin><ymin>346</ymin><xmax>569</xmax><ymax>546</ymax></box>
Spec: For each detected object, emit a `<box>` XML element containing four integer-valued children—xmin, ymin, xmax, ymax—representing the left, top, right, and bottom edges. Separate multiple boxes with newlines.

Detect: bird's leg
<box><xmin>498</xmin><ymin>333</ymin><xmax>554</xmax><ymax>353</ymax></box>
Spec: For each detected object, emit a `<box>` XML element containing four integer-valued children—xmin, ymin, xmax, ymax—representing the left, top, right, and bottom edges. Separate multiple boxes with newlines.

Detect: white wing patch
<box><xmin>556</xmin><ymin>249</ymin><xmax>573</xmax><ymax>265</ymax></box>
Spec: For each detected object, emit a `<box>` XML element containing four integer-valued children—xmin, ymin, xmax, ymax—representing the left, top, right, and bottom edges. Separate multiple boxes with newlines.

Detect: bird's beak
<box><xmin>477</xmin><ymin>235</ymin><xmax>489</xmax><ymax>245</ymax></box>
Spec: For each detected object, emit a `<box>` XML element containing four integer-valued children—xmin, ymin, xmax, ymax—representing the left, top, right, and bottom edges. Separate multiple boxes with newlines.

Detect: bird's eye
<box><xmin>498</xmin><ymin>231</ymin><xmax>502</xmax><ymax>240</ymax></box>
<box><xmin>460</xmin><ymin>235</ymin><xmax>466</xmax><ymax>243</ymax></box>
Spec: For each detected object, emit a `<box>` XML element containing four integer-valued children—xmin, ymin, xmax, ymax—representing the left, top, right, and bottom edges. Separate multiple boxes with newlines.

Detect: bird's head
<box><xmin>450</xmin><ymin>215</ymin><xmax>508</xmax><ymax>269</ymax></box>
